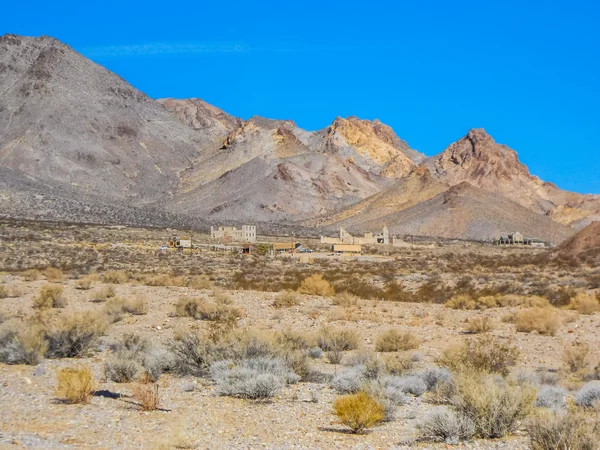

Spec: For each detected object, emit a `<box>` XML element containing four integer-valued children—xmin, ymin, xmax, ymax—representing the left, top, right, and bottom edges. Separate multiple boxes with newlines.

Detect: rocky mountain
<box><xmin>423</xmin><ymin>129</ymin><xmax>600</xmax><ymax>228</ymax></box>
<box><xmin>0</xmin><ymin>33</ymin><xmax>597</xmax><ymax>243</ymax></box>
<box><xmin>557</xmin><ymin>221</ymin><xmax>600</xmax><ymax>259</ymax></box>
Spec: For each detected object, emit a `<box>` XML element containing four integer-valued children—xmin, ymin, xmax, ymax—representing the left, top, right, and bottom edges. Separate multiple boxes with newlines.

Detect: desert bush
<box><xmin>326</xmin><ymin>349</ymin><xmax>344</xmax><ymax>365</ymax></box>
<box><xmin>189</xmin><ymin>275</ymin><xmax>212</xmax><ymax>290</ymax></box>
<box><xmin>3</xmin><ymin>285</ymin><xmax>23</xmax><ymax>298</ymax></box>
<box><xmin>381</xmin><ymin>375</ymin><xmax>427</xmax><ymax>397</ymax></box>
<box><xmin>43</xmin><ymin>267</ymin><xmax>64</xmax><ymax>282</ymax></box>
<box><xmin>212</xmin><ymin>288</ymin><xmax>232</xmax><ymax>305</ymax></box>
<box><xmin>174</xmin><ymin>296</ymin><xmax>213</xmax><ymax>319</ymax></box>
<box><xmin>563</xmin><ymin>344</ymin><xmax>590</xmax><ymax>374</ymax></box>
<box><xmin>333</xmin><ymin>391</ymin><xmax>385</xmax><ymax>434</ymax></box>
<box><xmin>0</xmin><ymin>286</ymin><xmax>6</xmax><ymax>299</ymax></box>
<box><xmin>438</xmin><ymin>336</ymin><xmax>519</xmax><ymax>376</ymax></box>
<box><xmin>568</xmin><ymin>293</ymin><xmax>600</xmax><ymax>315</ymax></box>
<box><xmin>45</xmin><ymin>312</ymin><xmax>107</xmax><ymax>358</ymax></box>
<box><xmin>465</xmin><ymin>316</ymin><xmax>495</xmax><ymax>334</ymax></box>
<box><xmin>419</xmin><ymin>367</ymin><xmax>452</xmax><ymax>391</ymax></box>
<box><xmin>123</xmin><ymin>296</ymin><xmax>148</xmax><ymax>315</ymax></box>
<box><xmin>383</xmin><ymin>353</ymin><xmax>414</xmax><ymax>375</ymax></box>
<box><xmin>298</xmin><ymin>274</ymin><xmax>334</xmax><ymax>297</ymax></box>
<box><xmin>515</xmin><ymin>307</ymin><xmax>561</xmax><ymax>335</ymax></box>
<box><xmin>272</xmin><ymin>290</ymin><xmax>300</xmax><ymax>309</ymax></box>
<box><xmin>132</xmin><ymin>383</ymin><xmax>159</xmax><ymax>411</ymax></box>
<box><xmin>275</xmin><ymin>329</ymin><xmax>309</xmax><ymax>351</ymax></box>
<box><xmin>22</xmin><ymin>269</ymin><xmax>41</xmax><ymax>281</ymax></box>
<box><xmin>417</xmin><ymin>408</ymin><xmax>475</xmax><ymax>444</ymax></box>
<box><xmin>144</xmin><ymin>274</ymin><xmax>185</xmax><ymax>287</ymax></box>
<box><xmin>331</xmin><ymin>366</ymin><xmax>367</xmax><ymax>393</ymax></box>
<box><xmin>453</xmin><ymin>371</ymin><xmax>536</xmax><ymax>438</ymax></box>
<box><xmin>104</xmin><ymin>333</ymin><xmax>170</xmax><ymax>383</ymax></box>
<box><xmin>317</xmin><ymin>327</ymin><xmax>359</xmax><ymax>351</ymax></box>
<box><xmin>102</xmin><ymin>297</ymin><xmax>128</xmax><ymax>323</ymax></box>
<box><xmin>0</xmin><ymin>327</ymin><xmax>47</xmax><ymax>365</ymax></box>
<box><xmin>55</xmin><ymin>366</ymin><xmax>95</xmax><ymax>404</ymax></box>
<box><xmin>527</xmin><ymin>408</ymin><xmax>598</xmax><ymax>450</ymax></box>
<box><xmin>169</xmin><ymin>331</ymin><xmax>232</xmax><ymax>377</ymax></box>
<box><xmin>445</xmin><ymin>294</ymin><xmax>495</xmax><ymax>310</ymax></box>
<box><xmin>33</xmin><ymin>284</ymin><xmax>66</xmax><ymax>309</ymax></box>
<box><xmin>535</xmin><ymin>385</ymin><xmax>568</xmax><ymax>409</ymax></box>
<box><xmin>375</xmin><ymin>329</ymin><xmax>420</xmax><ymax>352</ymax></box>
<box><xmin>211</xmin><ymin>357</ymin><xmax>297</xmax><ymax>399</ymax></box>
<box><xmin>333</xmin><ymin>291</ymin><xmax>359</xmax><ymax>307</ymax></box>
<box><xmin>103</xmin><ymin>270</ymin><xmax>129</xmax><ymax>284</ymax></box>
<box><xmin>574</xmin><ymin>382</ymin><xmax>600</xmax><ymax>408</ymax></box>
<box><xmin>89</xmin><ymin>285</ymin><xmax>116</xmax><ymax>302</ymax></box>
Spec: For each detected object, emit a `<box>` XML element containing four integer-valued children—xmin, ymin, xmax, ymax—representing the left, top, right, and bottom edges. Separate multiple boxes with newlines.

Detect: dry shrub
<box><xmin>43</xmin><ymin>267</ymin><xmax>64</xmax><ymax>282</ymax></box>
<box><xmin>317</xmin><ymin>327</ymin><xmax>359</xmax><ymax>351</ymax></box>
<box><xmin>75</xmin><ymin>275</ymin><xmax>97</xmax><ymax>290</ymax></box>
<box><xmin>275</xmin><ymin>329</ymin><xmax>310</xmax><ymax>351</ymax></box>
<box><xmin>454</xmin><ymin>370</ymin><xmax>536</xmax><ymax>439</ymax></box>
<box><xmin>0</xmin><ymin>326</ymin><xmax>47</xmax><ymax>365</ymax></box>
<box><xmin>515</xmin><ymin>307</ymin><xmax>561</xmax><ymax>335</ymax></box>
<box><xmin>333</xmin><ymin>391</ymin><xmax>385</xmax><ymax>434</ymax></box>
<box><xmin>33</xmin><ymin>284</ymin><xmax>67</xmax><ymax>309</ymax></box>
<box><xmin>4</xmin><ymin>285</ymin><xmax>23</xmax><ymax>298</ymax></box>
<box><xmin>0</xmin><ymin>286</ymin><xmax>6</xmax><ymax>299</ymax></box>
<box><xmin>527</xmin><ymin>408</ymin><xmax>598</xmax><ymax>450</ymax></box>
<box><xmin>298</xmin><ymin>274</ymin><xmax>334</xmax><ymax>297</ymax></box>
<box><xmin>55</xmin><ymin>366</ymin><xmax>95</xmax><ymax>404</ymax></box>
<box><xmin>132</xmin><ymin>383</ymin><xmax>159</xmax><ymax>411</ymax></box>
<box><xmin>383</xmin><ymin>353</ymin><xmax>415</xmax><ymax>375</ymax></box>
<box><xmin>144</xmin><ymin>274</ymin><xmax>185</xmax><ymax>287</ymax></box>
<box><xmin>563</xmin><ymin>343</ymin><xmax>590</xmax><ymax>374</ymax></box>
<box><xmin>273</xmin><ymin>290</ymin><xmax>300</xmax><ymax>309</ymax></box>
<box><xmin>446</xmin><ymin>294</ymin><xmax>496</xmax><ymax>310</ymax></box>
<box><xmin>45</xmin><ymin>312</ymin><xmax>107</xmax><ymax>358</ymax></box>
<box><xmin>568</xmin><ymin>293</ymin><xmax>600</xmax><ymax>315</ymax></box>
<box><xmin>212</xmin><ymin>288</ymin><xmax>232</xmax><ymax>305</ymax></box>
<box><xmin>438</xmin><ymin>336</ymin><xmax>519</xmax><ymax>376</ymax></box>
<box><xmin>103</xmin><ymin>270</ymin><xmax>129</xmax><ymax>284</ymax></box>
<box><xmin>333</xmin><ymin>291</ymin><xmax>360</xmax><ymax>307</ymax></box>
<box><xmin>189</xmin><ymin>275</ymin><xmax>212</xmax><ymax>290</ymax></box>
<box><xmin>22</xmin><ymin>269</ymin><xmax>41</xmax><ymax>281</ymax></box>
<box><xmin>89</xmin><ymin>285</ymin><xmax>116</xmax><ymax>302</ymax></box>
<box><xmin>375</xmin><ymin>329</ymin><xmax>420</xmax><ymax>352</ymax></box>
<box><xmin>174</xmin><ymin>296</ymin><xmax>215</xmax><ymax>319</ymax></box>
<box><xmin>124</xmin><ymin>296</ymin><xmax>149</xmax><ymax>315</ymax></box>
<box><xmin>103</xmin><ymin>297</ymin><xmax>127</xmax><ymax>323</ymax></box>
<box><xmin>465</xmin><ymin>316</ymin><xmax>496</xmax><ymax>334</ymax></box>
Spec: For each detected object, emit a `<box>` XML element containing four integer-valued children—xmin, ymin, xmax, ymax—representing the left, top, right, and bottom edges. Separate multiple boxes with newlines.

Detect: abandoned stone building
<box><xmin>321</xmin><ymin>226</ymin><xmax>389</xmax><ymax>245</ymax></box>
<box><xmin>495</xmin><ymin>232</ymin><xmax>546</xmax><ymax>247</ymax></box>
<box><xmin>210</xmin><ymin>225</ymin><xmax>257</xmax><ymax>243</ymax></box>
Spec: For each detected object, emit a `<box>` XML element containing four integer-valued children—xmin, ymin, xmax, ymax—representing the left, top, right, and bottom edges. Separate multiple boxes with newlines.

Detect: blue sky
<box><xmin>2</xmin><ymin>0</ymin><xmax>599</xmax><ymax>193</ymax></box>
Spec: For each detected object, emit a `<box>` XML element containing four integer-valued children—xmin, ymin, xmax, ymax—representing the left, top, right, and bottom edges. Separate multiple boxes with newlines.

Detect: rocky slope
<box><xmin>557</xmin><ymin>221</ymin><xmax>600</xmax><ymax>258</ymax></box>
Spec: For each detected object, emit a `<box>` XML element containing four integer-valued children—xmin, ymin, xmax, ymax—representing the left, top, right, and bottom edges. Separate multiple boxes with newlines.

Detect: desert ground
<box><xmin>1</xmin><ymin>220</ymin><xmax>599</xmax><ymax>449</ymax></box>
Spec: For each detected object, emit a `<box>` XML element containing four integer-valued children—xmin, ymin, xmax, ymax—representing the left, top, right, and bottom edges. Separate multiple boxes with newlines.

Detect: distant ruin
<box><xmin>495</xmin><ymin>232</ymin><xmax>546</xmax><ymax>247</ymax></box>
<box><xmin>210</xmin><ymin>225</ymin><xmax>257</xmax><ymax>243</ymax></box>
<box><xmin>321</xmin><ymin>226</ymin><xmax>389</xmax><ymax>245</ymax></box>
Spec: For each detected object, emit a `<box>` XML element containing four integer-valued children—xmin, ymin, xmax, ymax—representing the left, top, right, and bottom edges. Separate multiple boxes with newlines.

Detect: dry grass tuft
<box><xmin>123</xmin><ymin>296</ymin><xmax>149</xmax><ymax>315</ymax></box>
<box><xmin>465</xmin><ymin>316</ymin><xmax>496</xmax><ymax>334</ymax></box>
<box><xmin>527</xmin><ymin>408</ymin><xmax>598</xmax><ymax>450</ymax></box>
<box><xmin>32</xmin><ymin>284</ymin><xmax>67</xmax><ymax>309</ymax></box>
<box><xmin>375</xmin><ymin>329</ymin><xmax>420</xmax><ymax>352</ymax></box>
<box><xmin>75</xmin><ymin>274</ymin><xmax>98</xmax><ymax>290</ymax></box>
<box><xmin>132</xmin><ymin>383</ymin><xmax>159</xmax><ymax>411</ymax></box>
<box><xmin>22</xmin><ymin>269</ymin><xmax>41</xmax><ymax>281</ymax></box>
<box><xmin>144</xmin><ymin>274</ymin><xmax>185</xmax><ymax>287</ymax></box>
<box><xmin>298</xmin><ymin>274</ymin><xmax>334</xmax><ymax>297</ymax></box>
<box><xmin>43</xmin><ymin>267</ymin><xmax>64</xmax><ymax>282</ymax></box>
<box><xmin>102</xmin><ymin>270</ymin><xmax>129</xmax><ymax>284</ymax></box>
<box><xmin>568</xmin><ymin>293</ymin><xmax>600</xmax><ymax>315</ymax></box>
<box><xmin>55</xmin><ymin>366</ymin><xmax>95</xmax><ymax>404</ymax></box>
<box><xmin>189</xmin><ymin>275</ymin><xmax>212</xmax><ymax>290</ymax></box>
<box><xmin>515</xmin><ymin>307</ymin><xmax>561</xmax><ymax>335</ymax></box>
<box><xmin>333</xmin><ymin>292</ymin><xmax>360</xmax><ymax>307</ymax></box>
<box><xmin>438</xmin><ymin>336</ymin><xmax>519</xmax><ymax>376</ymax></box>
<box><xmin>89</xmin><ymin>285</ymin><xmax>116</xmax><ymax>302</ymax></box>
<box><xmin>563</xmin><ymin>343</ymin><xmax>590</xmax><ymax>374</ymax></box>
<box><xmin>333</xmin><ymin>391</ymin><xmax>385</xmax><ymax>434</ymax></box>
<box><xmin>273</xmin><ymin>291</ymin><xmax>300</xmax><ymax>309</ymax></box>
<box><xmin>317</xmin><ymin>327</ymin><xmax>359</xmax><ymax>351</ymax></box>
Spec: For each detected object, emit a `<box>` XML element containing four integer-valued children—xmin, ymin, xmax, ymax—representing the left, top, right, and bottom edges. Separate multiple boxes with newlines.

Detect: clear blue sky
<box><xmin>2</xmin><ymin>0</ymin><xmax>599</xmax><ymax>193</ymax></box>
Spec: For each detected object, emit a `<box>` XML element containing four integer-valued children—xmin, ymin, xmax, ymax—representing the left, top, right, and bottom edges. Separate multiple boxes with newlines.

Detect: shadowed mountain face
<box><xmin>0</xmin><ymin>34</ymin><xmax>597</xmax><ymax>242</ymax></box>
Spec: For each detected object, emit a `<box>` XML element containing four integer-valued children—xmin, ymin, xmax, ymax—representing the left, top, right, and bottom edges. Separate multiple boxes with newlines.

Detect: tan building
<box><xmin>332</xmin><ymin>244</ymin><xmax>362</xmax><ymax>255</ymax></box>
<box><xmin>321</xmin><ymin>226</ymin><xmax>389</xmax><ymax>245</ymax></box>
<box><xmin>272</xmin><ymin>242</ymin><xmax>299</xmax><ymax>254</ymax></box>
<box><xmin>211</xmin><ymin>225</ymin><xmax>257</xmax><ymax>243</ymax></box>
<box><xmin>169</xmin><ymin>235</ymin><xmax>192</xmax><ymax>249</ymax></box>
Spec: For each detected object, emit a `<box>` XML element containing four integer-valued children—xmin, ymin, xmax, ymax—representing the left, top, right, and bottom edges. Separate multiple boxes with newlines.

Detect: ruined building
<box><xmin>321</xmin><ymin>226</ymin><xmax>389</xmax><ymax>245</ymax></box>
<box><xmin>210</xmin><ymin>225</ymin><xmax>257</xmax><ymax>243</ymax></box>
